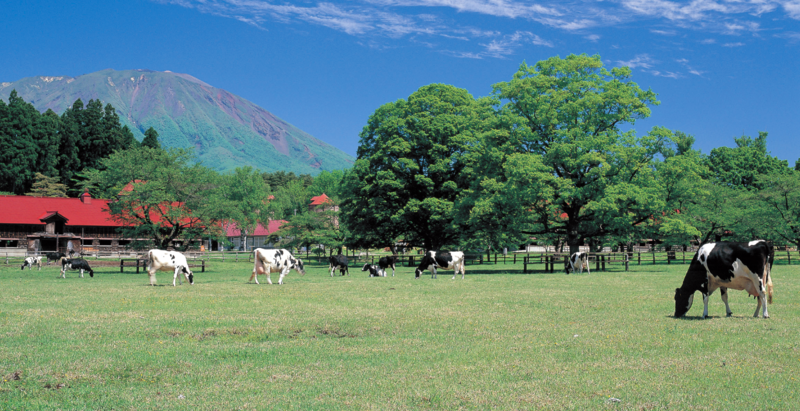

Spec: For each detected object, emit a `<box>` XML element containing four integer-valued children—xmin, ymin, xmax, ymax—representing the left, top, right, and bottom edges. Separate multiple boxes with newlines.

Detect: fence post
<box><xmin>625</xmin><ymin>254</ymin><xmax>629</xmax><ymax>271</ymax></box>
<box><xmin>682</xmin><ymin>250</ymin><xmax>686</xmax><ymax>264</ymax></box>
<box><xmin>787</xmin><ymin>251</ymin><xmax>791</xmax><ymax>265</ymax></box>
<box><xmin>652</xmin><ymin>251</ymin><xmax>656</xmax><ymax>265</ymax></box>
<box><xmin>120</xmin><ymin>260</ymin><xmax>124</xmax><ymax>273</ymax></box>
<box><xmin>495</xmin><ymin>254</ymin><xmax>497</xmax><ymax>264</ymax></box>
<box><xmin>202</xmin><ymin>260</ymin><xmax>205</xmax><ymax>273</ymax></box>
<box><xmin>523</xmin><ymin>256</ymin><xmax>527</xmax><ymax>274</ymax></box>
<box><xmin>480</xmin><ymin>255</ymin><xmax>483</xmax><ymax>265</ymax></box>
<box><xmin>596</xmin><ymin>255</ymin><xmax>600</xmax><ymax>272</ymax></box>
<box><xmin>136</xmin><ymin>259</ymin><xmax>140</xmax><ymax>273</ymax></box>
<box><xmin>601</xmin><ymin>255</ymin><xmax>606</xmax><ymax>271</ymax></box>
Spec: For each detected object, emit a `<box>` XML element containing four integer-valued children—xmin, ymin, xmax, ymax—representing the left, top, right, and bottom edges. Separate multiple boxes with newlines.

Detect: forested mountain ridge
<box><xmin>1</xmin><ymin>69</ymin><xmax>353</xmax><ymax>174</ymax></box>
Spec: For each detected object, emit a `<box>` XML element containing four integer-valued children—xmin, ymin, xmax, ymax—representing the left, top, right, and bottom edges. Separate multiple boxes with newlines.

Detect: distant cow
<box><xmin>361</xmin><ymin>255</ymin><xmax>399</xmax><ymax>277</ymax></box>
<box><xmin>674</xmin><ymin>240</ymin><xmax>774</xmax><ymax>319</ymax></box>
<box><xmin>146</xmin><ymin>249</ymin><xmax>194</xmax><ymax>286</ymax></box>
<box><xmin>414</xmin><ymin>251</ymin><xmax>466</xmax><ymax>279</ymax></box>
<box><xmin>329</xmin><ymin>254</ymin><xmax>349</xmax><ymax>276</ymax></box>
<box><xmin>45</xmin><ymin>252</ymin><xmax>66</xmax><ymax>265</ymax></box>
<box><xmin>250</xmin><ymin>248</ymin><xmax>306</xmax><ymax>285</ymax></box>
<box><xmin>60</xmin><ymin>258</ymin><xmax>94</xmax><ymax>278</ymax></box>
<box><xmin>21</xmin><ymin>256</ymin><xmax>42</xmax><ymax>271</ymax></box>
<box><xmin>565</xmin><ymin>252</ymin><xmax>590</xmax><ymax>274</ymax></box>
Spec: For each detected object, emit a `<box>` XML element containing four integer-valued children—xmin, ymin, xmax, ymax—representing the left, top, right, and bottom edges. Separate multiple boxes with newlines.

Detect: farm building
<box><xmin>0</xmin><ymin>191</ymin><xmax>126</xmax><ymax>255</ymax></box>
<box><xmin>223</xmin><ymin>220</ymin><xmax>286</xmax><ymax>251</ymax></box>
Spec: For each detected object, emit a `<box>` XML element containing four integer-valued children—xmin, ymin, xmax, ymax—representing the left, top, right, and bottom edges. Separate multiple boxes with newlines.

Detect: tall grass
<box><xmin>1</xmin><ymin>259</ymin><xmax>797</xmax><ymax>410</ymax></box>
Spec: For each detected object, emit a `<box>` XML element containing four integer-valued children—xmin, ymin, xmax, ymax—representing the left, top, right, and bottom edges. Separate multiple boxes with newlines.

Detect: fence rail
<box><xmin>4</xmin><ymin>249</ymin><xmax>797</xmax><ymax>273</ymax></box>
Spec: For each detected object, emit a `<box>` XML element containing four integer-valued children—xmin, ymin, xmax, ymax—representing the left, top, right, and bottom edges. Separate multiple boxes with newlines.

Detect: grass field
<box><xmin>1</xmin><ymin>257</ymin><xmax>798</xmax><ymax>410</ymax></box>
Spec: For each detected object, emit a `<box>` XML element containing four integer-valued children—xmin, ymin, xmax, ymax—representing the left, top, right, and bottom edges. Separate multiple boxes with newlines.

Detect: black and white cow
<box><xmin>414</xmin><ymin>251</ymin><xmax>466</xmax><ymax>279</ymax></box>
<box><xmin>250</xmin><ymin>248</ymin><xmax>306</xmax><ymax>285</ymax></box>
<box><xmin>329</xmin><ymin>254</ymin><xmax>349</xmax><ymax>276</ymax></box>
<box><xmin>361</xmin><ymin>255</ymin><xmax>399</xmax><ymax>277</ymax></box>
<box><xmin>45</xmin><ymin>252</ymin><xmax>66</xmax><ymax>265</ymax></box>
<box><xmin>565</xmin><ymin>252</ymin><xmax>590</xmax><ymax>274</ymax></box>
<box><xmin>21</xmin><ymin>256</ymin><xmax>43</xmax><ymax>271</ymax></box>
<box><xmin>674</xmin><ymin>240</ymin><xmax>774</xmax><ymax>319</ymax></box>
<box><xmin>146</xmin><ymin>249</ymin><xmax>194</xmax><ymax>286</ymax></box>
<box><xmin>60</xmin><ymin>258</ymin><xmax>94</xmax><ymax>278</ymax></box>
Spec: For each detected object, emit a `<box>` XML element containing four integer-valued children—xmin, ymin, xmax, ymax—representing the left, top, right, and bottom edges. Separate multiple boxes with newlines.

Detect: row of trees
<box><xmin>340</xmin><ymin>54</ymin><xmax>800</xmax><ymax>255</ymax></box>
<box><xmin>0</xmin><ymin>90</ymin><xmax>161</xmax><ymax>195</ymax></box>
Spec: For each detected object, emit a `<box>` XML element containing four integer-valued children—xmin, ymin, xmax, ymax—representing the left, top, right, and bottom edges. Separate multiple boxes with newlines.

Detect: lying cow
<box><xmin>414</xmin><ymin>250</ymin><xmax>466</xmax><ymax>279</ymax></box>
<box><xmin>362</xmin><ymin>255</ymin><xmax>399</xmax><ymax>277</ymax></box>
<box><xmin>21</xmin><ymin>256</ymin><xmax>43</xmax><ymax>271</ymax></box>
<box><xmin>565</xmin><ymin>252</ymin><xmax>590</xmax><ymax>274</ymax></box>
<box><xmin>329</xmin><ymin>254</ymin><xmax>349</xmax><ymax>276</ymax></box>
<box><xmin>146</xmin><ymin>249</ymin><xmax>194</xmax><ymax>286</ymax></box>
<box><xmin>60</xmin><ymin>258</ymin><xmax>94</xmax><ymax>278</ymax></box>
<box><xmin>674</xmin><ymin>240</ymin><xmax>774</xmax><ymax>319</ymax></box>
<box><xmin>250</xmin><ymin>248</ymin><xmax>306</xmax><ymax>285</ymax></box>
<box><xmin>45</xmin><ymin>252</ymin><xmax>66</xmax><ymax>265</ymax></box>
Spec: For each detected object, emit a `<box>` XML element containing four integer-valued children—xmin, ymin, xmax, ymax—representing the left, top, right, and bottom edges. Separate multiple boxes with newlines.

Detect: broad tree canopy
<box><xmin>342</xmin><ymin>84</ymin><xmax>488</xmax><ymax>250</ymax></box>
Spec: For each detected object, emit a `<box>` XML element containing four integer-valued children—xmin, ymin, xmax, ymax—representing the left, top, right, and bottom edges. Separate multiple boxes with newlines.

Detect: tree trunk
<box><xmin>567</xmin><ymin>223</ymin><xmax>581</xmax><ymax>256</ymax></box>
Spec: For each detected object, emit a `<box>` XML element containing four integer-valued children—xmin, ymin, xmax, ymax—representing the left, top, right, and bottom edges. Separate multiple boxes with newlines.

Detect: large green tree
<box><xmin>456</xmin><ymin>55</ymin><xmax>695</xmax><ymax>255</ymax></box>
<box><xmin>87</xmin><ymin>147</ymin><xmax>225</xmax><ymax>250</ymax></box>
<box><xmin>0</xmin><ymin>91</ymin><xmax>43</xmax><ymax>194</ymax></box>
<box><xmin>341</xmin><ymin>83</ymin><xmax>488</xmax><ymax>250</ymax></box>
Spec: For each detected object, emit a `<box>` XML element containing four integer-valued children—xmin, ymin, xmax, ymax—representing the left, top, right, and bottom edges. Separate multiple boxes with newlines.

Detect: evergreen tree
<box><xmin>0</xmin><ymin>90</ymin><xmax>40</xmax><ymax>194</ymax></box>
<box><xmin>141</xmin><ymin>127</ymin><xmax>161</xmax><ymax>149</ymax></box>
<box><xmin>26</xmin><ymin>172</ymin><xmax>68</xmax><ymax>197</ymax></box>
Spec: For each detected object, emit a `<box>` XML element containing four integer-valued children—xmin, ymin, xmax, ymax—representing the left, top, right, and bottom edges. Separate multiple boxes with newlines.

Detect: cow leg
<box><xmin>720</xmin><ymin>287</ymin><xmax>733</xmax><ymax>317</ymax></box>
<box><xmin>79</xmin><ymin>269</ymin><xmax>84</xmax><ymax>278</ymax></box>
<box><xmin>391</xmin><ymin>265</ymin><xmax>395</xmax><ymax>277</ymax></box>
<box><xmin>266</xmin><ymin>271</ymin><xmax>273</xmax><ymax>285</ymax></box>
<box><xmin>173</xmin><ymin>267</ymin><xmax>180</xmax><ymax>286</ymax></box>
<box><xmin>60</xmin><ymin>268</ymin><xmax>66</xmax><ymax>279</ymax></box>
<box><xmin>330</xmin><ymin>265</ymin><xmax>335</xmax><ymax>277</ymax></box>
<box><xmin>760</xmin><ymin>292</ymin><xmax>769</xmax><ymax>318</ymax></box>
<box><xmin>148</xmin><ymin>270</ymin><xmax>157</xmax><ymax>285</ymax></box>
<box><xmin>432</xmin><ymin>267</ymin><xmax>437</xmax><ymax>279</ymax></box>
<box><xmin>701</xmin><ymin>292</ymin><xmax>710</xmax><ymax>319</ymax></box>
<box><xmin>249</xmin><ymin>269</ymin><xmax>260</xmax><ymax>284</ymax></box>
<box><xmin>278</xmin><ymin>268</ymin><xmax>289</xmax><ymax>285</ymax></box>
<box><xmin>585</xmin><ymin>259</ymin><xmax>590</xmax><ymax>275</ymax></box>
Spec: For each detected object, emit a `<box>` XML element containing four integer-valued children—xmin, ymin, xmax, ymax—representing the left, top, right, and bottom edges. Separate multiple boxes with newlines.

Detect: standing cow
<box><xmin>60</xmin><ymin>258</ymin><xmax>94</xmax><ymax>278</ymax></box>
<box><xmin>21</xmin><ymin>256</ymin><xmax>43</xmax><ymax>271</ymax></box>
<box><xmin>329</xmin><ymin>254</ymin><xmax>349</xmax><ymax>276</ymax></box>
<box><xmin>674</xmin><ymin>240</ymin><xmax>774</xmax><ymax>319</ymax></box>
<box><xmin>565</xmin><ymin>252</ymin><xmax>590</xmax><ymax>274</ymax></box>
<box><xmin>45</xmin><ymin>252</ymin><xmax>66</xmax><ymax>265</ymax></box>
<box><xmin>146</xmin><ymin>249</ymin><xmax>194</xmax><ymax>286</ymax></box>
<box><xmin>250</xmin><ymin>248</ymin><xmax>306</xmax><ymax>285</ymax></box>
<box><xmin>414</xmin><ymin>251</ymin><xmax>466</xmax><ymax>279</ymax></box>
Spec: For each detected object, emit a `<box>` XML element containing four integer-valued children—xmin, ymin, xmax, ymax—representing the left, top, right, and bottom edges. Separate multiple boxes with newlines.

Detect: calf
<box><xmin>45</xmin><ymin>252</ymin><xmax>66</xmax><ymax>265</ymax></box>
<box><xmin>329</xmin><ymin>254</ymin><xmax>349</xmax><ymax>276</ymax></box>
<box><xmin>21</xmin><ymin>256</ymin><xmax>43</xmax><ymax>271</ymax></box>
<box><xmin>674</xmin><ymin>240</ymin><xmax>774</xmax><ymax>319</ymax></box>
<box><xmin>250</xmin><ymin>248</ymin><xmax>306</xmax><ymax>285</ymax></box>
<box><xmin>146</xmin><ymin>249</ymin><xmax>194</xmax><ymax>286</ymax></box>
<box><xmin>414</xmin><ymin>250</ymin><xmax>466</xmax><ymax>279</ymax></box>
<box><xmin>60</xmin><ymin>258</ymin><xmax>94</xmax><ymax>278</ymax></box>
<box><xmin>361</xmin><ymin>255</ymin><xmax>399</xmax><ymax>277</ymax></box>
<box><xmin>565</xmin><ymin>252</ymin><xmax>590</xmax><ymax>274</ymax></box>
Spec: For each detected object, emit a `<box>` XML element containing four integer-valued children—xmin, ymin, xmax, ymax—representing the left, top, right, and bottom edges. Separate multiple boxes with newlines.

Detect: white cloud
<box><xmin>617</xmin><ymin>54</ymin><xmax>656</xmax><ymax>69</ymax></box>
<box><xmin>722</xmin><ymin>42</ymin><xmax>745</xmax><ymax>47</ymax></box>
<box><xmin>700</xmin><ymin>38</ymin><xmax>717</xmax><ymax>44</ymax></box>
<box><xmin>650</xmin><ymin>29</ymin><xmax>676</xmax><ymax>35</ymax></box>
<box><xmin>586</xmin><ymin>34</ymin><xmax>601</xmax><ymax>42</ymax></box>
<box><xmin>651</xmin><ymin>70</ymin><xmax>681</xmax><ymax>79</ymax></box>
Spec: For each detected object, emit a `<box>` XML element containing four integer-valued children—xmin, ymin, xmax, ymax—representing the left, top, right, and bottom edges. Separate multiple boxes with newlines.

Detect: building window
<box><xmin>99</xmin><ymin>239</ymin><xmax>113</xmax><ymax>247</ymax></box>
<box><xmin>0</xmin><ymin>240</ymin><xmax>19</xmax><ymax>248</ymax></box>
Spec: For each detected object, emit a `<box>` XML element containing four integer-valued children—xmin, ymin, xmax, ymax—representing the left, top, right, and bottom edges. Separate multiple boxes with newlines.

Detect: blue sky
<box><xmin>2</xmin><ymin>0</ymin><xmax>798</xmax><ymax>163</ymax></box>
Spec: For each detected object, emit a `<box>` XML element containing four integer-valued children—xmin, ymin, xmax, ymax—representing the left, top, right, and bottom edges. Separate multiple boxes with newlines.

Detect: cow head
<box><xmin>182</xmin><ymin>266</ymin><xmax>194</xmax><ymax>284</ymax></box>
<box><xmin>20</xmin><ymin>263</ymin><xmax>26</xmax><ymax>270</ymax></box>
<box><xmin>674</xmin><ymin>288</ymin><xmax>694</xmax><ymax>317</ymax></box>
<box><xmin>293</xmin><ymin>258</ymin><xmax>306</xmax><ymax>276</ymax></box>
<box><xmin>89</xmin><ymin>268</ymin><xmax>95</xmax><ymax>278</ymax></box>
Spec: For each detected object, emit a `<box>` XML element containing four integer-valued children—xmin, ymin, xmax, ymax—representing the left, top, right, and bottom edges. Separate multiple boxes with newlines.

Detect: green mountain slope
<box><xmin>0</xmin><ymin>69</ymin><xmax>353</xmax><ymax>174</ymax></box>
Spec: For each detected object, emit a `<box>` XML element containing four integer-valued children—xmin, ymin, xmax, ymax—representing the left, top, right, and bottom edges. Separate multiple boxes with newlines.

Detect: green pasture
<box><xmin>1</xmin><ymin>258</ymin><xmax>798</xmax><ymax>410</ymax></box>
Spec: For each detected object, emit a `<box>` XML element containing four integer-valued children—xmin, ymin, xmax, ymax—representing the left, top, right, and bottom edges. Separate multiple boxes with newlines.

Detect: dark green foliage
<box><xmin>342</xmin><ymin>83</ymin><xmax>487</xmax><ymax>250</ymax></box>
<box><xmin>0</xmin><ymin>91</ymin><xmax>136</xmax><ymax>194</ymax></box>
<box><xmin>705</xmin><ymin>131</ymin><xmax>789</xmax><ymax>190</ymax></box>
<box><xmin>262</xmin><ymin>170</ymin><xmax>313</xmax><ymax>189</ymax></box>
<box><xmin>25</xmin><ymin>172</ymin><xmax>67</xmax><ymax>197</ymax></box>
<box><xmin>141</xmin><ymin>127</ymin><xmax>160</xmax><ymax>149</ymax></box>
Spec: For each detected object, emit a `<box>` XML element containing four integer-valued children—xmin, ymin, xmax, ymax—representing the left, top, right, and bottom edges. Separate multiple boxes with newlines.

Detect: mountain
<box><xmin>0</xmin><ymin>69</ymin><xmax>353</xmax><ymax>174</ymax></box>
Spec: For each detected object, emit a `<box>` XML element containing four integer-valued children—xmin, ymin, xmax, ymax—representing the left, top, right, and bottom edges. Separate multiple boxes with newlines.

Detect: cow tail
<box><xmin>766</xmin><ymin>268</ymin><xmax>773</xmax><ymax>304</ymax></box>
<box><xmin>147</xmin><ymin>250</ymin><xmax>153</xmax><ymax>272</ymax></box>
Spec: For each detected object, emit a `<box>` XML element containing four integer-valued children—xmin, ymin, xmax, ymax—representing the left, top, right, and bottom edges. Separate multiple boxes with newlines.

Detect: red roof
<box><xmin>225</xmin><ymin>220</ymin><xmax>286</xmax><ymax>237</ymax></box>
<box><xmin>309</xmin><ymin>193</ymin><xmax>332</xmax><ymax>206</ymax></box>
<box><xmin>0</xmin><ymin>195</ymin><xmax>123</xmax><ymax>227</ymax></box>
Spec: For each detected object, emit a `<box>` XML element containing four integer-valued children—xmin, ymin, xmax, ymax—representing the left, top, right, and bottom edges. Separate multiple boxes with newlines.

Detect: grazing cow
<box><xmin>329</xmin><ymin>254</ymin><xmax>349</xmax><ymax>276</ymax></box>
<box><xmin>674</xmin><ymin>240</ymin><xmax>774</xmax><ymax>319</ymax></box>
<box><xmin>565</xmin><ymin>252</ymin><xmax>590</xmax><ymax>274</ymax></box>
<box><xmin>60</xmin><ymin>258</ymin><xmax>94</xmax><ymax>278</ymax></box>
<box><xmin>146</xmin><ymin>249</ymin><xmax>194</xmax><ymax>286</ymax></box>
<box><xmin>250</xmin><ymin>248</ymin><xmax>306</xmax><ymax>285</ymax></box>
<box><xmin>21</xmin><ymin>256</ymin><xmax>43</xmax><ymax>271</ymax></box>
<box><xmin>414</xmin><ymin>251</ymin><xmax>466</xmax><ymax>279</ymax></box>
<box><xmin>45</xmin><ymin>252</ymin><xmax>66</xmax><ymax>265</ymax></box>
<box><xmin>361</xmin><ymin>255</ymin><xmax>399</xmax><ymax>277</ymax></box>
